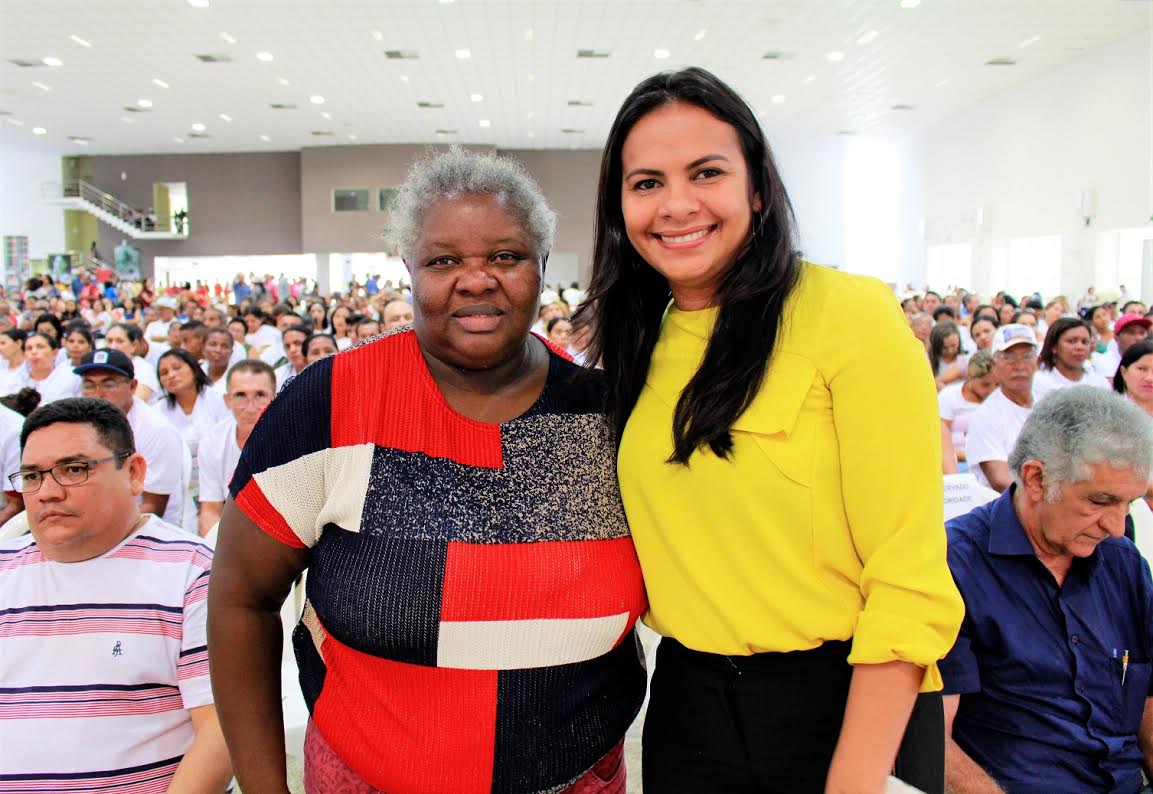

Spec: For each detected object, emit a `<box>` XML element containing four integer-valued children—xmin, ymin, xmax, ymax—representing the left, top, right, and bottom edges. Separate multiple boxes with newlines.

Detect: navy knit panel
<box><xmin>306</xmin><ymin>524</ymin><xmax>447</xmax><ymax>666</ymax></box>
<box><xmin>490</xmin><ymin>632</ymin><xmax>647</xmax><ymax>793</ymax></box>
<box><xmin>293</xmin><ymin>621</ymin><xmax>327</xmax><ymax>714</ymax></box>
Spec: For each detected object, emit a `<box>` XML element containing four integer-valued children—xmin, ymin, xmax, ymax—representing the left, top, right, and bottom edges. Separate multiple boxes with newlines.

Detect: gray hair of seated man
<box><xmin>1009</xmin><ymin>385</ymin><xmax>1153</xmax><ymax>502</ymax></box>
<box><xmin>388</xmin><ymin>145</ymin><xmax>557</xmax><ymax>264</ymax></box>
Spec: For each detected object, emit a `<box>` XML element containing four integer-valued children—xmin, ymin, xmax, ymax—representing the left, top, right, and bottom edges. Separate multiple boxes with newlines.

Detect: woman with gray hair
<box><xmin>208</xmin><ymin>146</ymin><xmax>646</xmax><ymax>793</ymax></box>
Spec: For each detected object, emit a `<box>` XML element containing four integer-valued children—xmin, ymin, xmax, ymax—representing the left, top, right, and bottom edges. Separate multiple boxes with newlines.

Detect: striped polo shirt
<box><xmin>231</xmin><ymin>329</ymin><xmax>647</xmax><ymax>794</ymax></box>
<box><xmin>0</xmin><ymin>517</ymin><xmax>214</xmax><ymax>793</ymax></box>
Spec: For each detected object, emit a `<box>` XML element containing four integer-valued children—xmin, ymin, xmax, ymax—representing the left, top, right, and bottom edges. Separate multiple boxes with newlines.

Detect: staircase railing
<box><xmin>62</xmin><ymin>180</ymin><xmax>172</xmax><ymax>232</ymax></box>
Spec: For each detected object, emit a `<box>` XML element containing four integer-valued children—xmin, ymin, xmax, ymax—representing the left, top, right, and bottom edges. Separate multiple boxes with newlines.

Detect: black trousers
<box><xmin>642</xmin><ymin>638</ymin><xmax>945</xmax><ymax>794</ymax></box>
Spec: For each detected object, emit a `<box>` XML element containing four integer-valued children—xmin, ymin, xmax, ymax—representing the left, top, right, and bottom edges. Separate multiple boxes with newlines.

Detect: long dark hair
<box><xmin>928</xmin><ymin>321</ymin><xmax>960</xmax><ymax>374</ymax></box>
<box><xmin>1038</xmin><ymin>317</ymin><xmax>1089</xmax><ymax>371</ymax></box>
<box><xmin>157</xmin><ymin>347</ymin><xmax>209</xmax><ymax>408</ymax></box>
<box><xmin>580</xmin><ymin>66</ymin><xmax>800</xmax><ymax>463</ymax></box>
<box><xmin>1113</xmin><ymin>338</ymin><xmax>1153</xmax><ymax>394</ymax></box>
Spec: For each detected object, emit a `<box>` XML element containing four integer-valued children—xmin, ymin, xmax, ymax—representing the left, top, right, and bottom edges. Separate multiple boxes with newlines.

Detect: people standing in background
<box><xmin>1094</xmin><ymin>313</ymin><xmax>1151</xmax><ymax>379</ymax></box>
<box><xmin>145</xmin><ymin>297</ymin><xmax>179</xmax><ymax>352</ymax></box>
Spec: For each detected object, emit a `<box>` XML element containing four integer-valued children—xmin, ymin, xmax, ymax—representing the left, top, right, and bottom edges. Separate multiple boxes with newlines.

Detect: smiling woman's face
<box><xmin>407</xmin><ymin>193</ymin><xmax>542</xmax><ymax>372</ymax></box>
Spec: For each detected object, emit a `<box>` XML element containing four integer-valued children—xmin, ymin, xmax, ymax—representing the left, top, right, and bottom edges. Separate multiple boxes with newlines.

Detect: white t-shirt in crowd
<box><xmin>1032</xmin><ymin>366</ymin><xmax>1111</xmax><ymax>400</ymax></box>
<box><xmin>127</xmin><ymin>397</ymin><xmax>190</xmax><ymax>529</ymax></box>
<box><xmin>145</xmin><ymin>318</ymin><xmax>176</xmax><ymax>346</ymax></box>
<box><xmin>198</xmin><ymin>416</ymin><xmax>243</xmax><ymax>503</ymax></box>
<box><xmin>156</xmin><ymin>390</ymin><xmax>230</xmax><ymax>450</ymax></box>
<box><xmin>965</xmin><ymin>388</ymin><xmax>1034</xmax><ymax>489</ymax></box>
<box><xmin>275</xmin><ymin>362</ymin><xmax>302</xmax><ymax>392</ymax></box>
<box><xmin>0</xmin><ymin>404</ymin><xmax>24</xmax><ymax>490</ymax></box>
<box><xmin>938</xmin><ymin>383</ymin><xmax>982</xmax><ymax>456</ymax></box>
<box><xmin>336</xmin><ymin>336</ymin><xmax>353</xmax><ymax>351</ymax></box>
<box><xmin>141</xmin><ymin>340</ymin><xmax>168</xmax><ymax>370</ymax></box>
<box><xmin>246</xmin><ymin>324</ymin><xmax>282</xmax><ymax>363</ymax></box>
<box><xmin>16</xmin><ymin>363</ymin><xmax>81</xmax><ymax>405</ymax></box>
<box><xmin>1093</xmin><ymin>339</ymin><xmax>1121</xmax><ymax>379</ymax></box>
<box><xmin>0</xmin><ymin>517</ymin><xmax>214</xmax><ymax>791</ymax></box>
<box><xmin>132</xmin><ymin>355</ymin><xmax>161</xmax><ymax>401</ymax></box>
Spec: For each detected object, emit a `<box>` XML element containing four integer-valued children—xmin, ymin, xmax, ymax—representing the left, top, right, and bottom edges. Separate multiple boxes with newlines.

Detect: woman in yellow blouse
<box><xmin>580</xmin><ymin>67</ymin><xmax>964</xmax><ymax>794</ymax></box>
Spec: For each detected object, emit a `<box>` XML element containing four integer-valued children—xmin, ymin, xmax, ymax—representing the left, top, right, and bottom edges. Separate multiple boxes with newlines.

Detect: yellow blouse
<box><xmin>618</xmin><ymin>263</ymin><xmax>964</xmax><ymax>691</ymax></box>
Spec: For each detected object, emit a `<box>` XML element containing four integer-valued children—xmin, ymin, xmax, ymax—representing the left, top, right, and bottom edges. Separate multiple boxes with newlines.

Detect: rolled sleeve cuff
<box><xmin>848</xmin><ymin>608</ymin><xmax>961</xmax><ymax>692</ymax></box>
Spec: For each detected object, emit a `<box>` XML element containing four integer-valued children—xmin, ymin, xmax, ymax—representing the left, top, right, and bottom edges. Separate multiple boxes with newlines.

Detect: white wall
<box><xmin>774</xmin><ymin>136</ymin><xmax>848</xmax><ymax>271</ymax></box>
<box><xmin>0</xmin><ymin>146</ymin><xmax>65</xmax><ymax>261</ymax></box>
<box><xmin>906</xmin><ymin>31</ymin><xmax>1151</xmax><ymax>298</ymax></box>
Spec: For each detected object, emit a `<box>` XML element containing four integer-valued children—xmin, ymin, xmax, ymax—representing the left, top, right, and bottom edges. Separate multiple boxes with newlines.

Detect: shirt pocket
<box><xmin>1118</xmin><ymin>657</ymin><xmax>1152</xmax><ymax>733</ymax></box>
<box><xmin>732</xmin><ymin>353</ymin><xmax>818</xmax><ymax>489</ymax></box>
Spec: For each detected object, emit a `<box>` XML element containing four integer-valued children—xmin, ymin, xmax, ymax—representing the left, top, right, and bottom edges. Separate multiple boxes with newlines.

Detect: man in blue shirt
<box><xmin>942</xmin><ymin>386</ymin><xmax>1153</xmax><ymax>793</ymax></box>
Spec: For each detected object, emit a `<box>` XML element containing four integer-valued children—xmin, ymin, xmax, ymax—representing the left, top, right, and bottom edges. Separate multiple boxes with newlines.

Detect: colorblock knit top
<box><xmin>230</xmin><ymin>329</ymin><xmax>647</xmax><ymax>794</ymax></box>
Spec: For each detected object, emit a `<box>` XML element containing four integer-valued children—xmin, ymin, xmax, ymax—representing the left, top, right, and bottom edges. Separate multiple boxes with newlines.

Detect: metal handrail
<box><xmin>62</xmin><ymin>180</ymin><xmax>174</xmax><ymax>233</ymax></box>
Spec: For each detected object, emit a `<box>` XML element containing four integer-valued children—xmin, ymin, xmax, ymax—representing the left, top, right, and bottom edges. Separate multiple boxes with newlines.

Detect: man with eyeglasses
<box><xmin>198</xmin><ymin>360</ymin><xmax>276</xmax><ymax>536</ymax></box>
<box><xmin>966</xmin><ymin>324</ymin><xmax>1040</xmax><ymax>492</ymax></box>
<box><xmin>0</xmin><ymin>397</ymin><xmax>232</xmax><ymax>791</ymax></box>
<box><xmin>75</xmin><ymin>349</ymin><xmax>191</xmax><ymax>530</ymax></box>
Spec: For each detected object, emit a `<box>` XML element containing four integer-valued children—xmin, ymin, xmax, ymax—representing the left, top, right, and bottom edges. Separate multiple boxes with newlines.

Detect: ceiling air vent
<box><xmin>384</xmin><ymin>50</ymin><xmax>419</xmax><ymax>59</ymax></box>
<box><xmin>417</xmin><ymin>101</ymin><xmax>445</xmax><ymax>109</ymax></box>
<box><xmin>269</xmin><ymin>103</ymin><xmax>298</xmax><ymax>110</ymax></box>
<box><xmin>576</xmin><ymin>49</ymin><xmax>611</xmax><ymax>58</ymax></box>
<box><xmin>195</xmin><ymin>53</ymin><xmax>234</xmax><ymax>63</ymax></box>
<box><xmin>68</xmin><ymin>136</ymin><xmax>92</xmax><ymax>143</ymax></box>
<box><xmin>567</xmin><ymin>100</ymin><xmax>594</xmax><ymax>107</ymax></box>
<box><xmin>8</xmin><ymin>58</ymin><xmax>45</xmax><ymax>68</ymax></box>
<box><xmin>836</xmin><ymin>129</ymin><xmax>857</xmax><ymax>136</ymax></box>
<box><xmin>188</xmin><ymin>132</ymin><xmax>212</xmax><ymax>139</ymax></box>
<box><xmin>561</xmin><ymin>128</ymin><xmax>585</xmax><ymax>134</ymax></box>
<box><xmin>0</xmin><ymin>110</ymin><xmax>11</xmax><ymax>116</ymax></box>
<box><xmin>310</xmin><ymin>130</ymin><xmax>335</xmax><ymax>136</ymax></box>
<box><xmin>123</xmin><ymin>106</ymin><xmax>151</xmax><ymax>113</ymax></box>
<box><xmin>761</xmin><ymin>51</ymin><xmax>797</xmax><ymax>60</ymax></box>
<box><xmin>891</xmin><ymin>103</ymin><xmax>916</xmax><ymax>111</ymax></box>
<box><xmin>985</xmin><ymin>56</ymin><xmax>1018</xmax><ymax>66</ymax></box>
<box><xmin>434</xmin><ymin>129</ymin><xmax>458</xmax><ymax>135</ymax></box>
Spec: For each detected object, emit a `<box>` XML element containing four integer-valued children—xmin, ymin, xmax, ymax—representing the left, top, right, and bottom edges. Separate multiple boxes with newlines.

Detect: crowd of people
<box><xmin>2</xmin><ymin>65</ymin><xmax>1153</xmax><ymax>794</ymax></box>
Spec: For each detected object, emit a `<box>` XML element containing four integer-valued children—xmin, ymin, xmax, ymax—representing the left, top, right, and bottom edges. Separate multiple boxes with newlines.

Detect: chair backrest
<box><xmin>0</xmin><ymin>510</ymin><xmax>28</xmax><ymax>542</ymax></box>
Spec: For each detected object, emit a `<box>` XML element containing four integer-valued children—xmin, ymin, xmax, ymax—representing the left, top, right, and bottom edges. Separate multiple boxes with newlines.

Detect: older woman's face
<box><xmin>408</xmin><ymin>193</ymin><xmax>542</xmax><ymax>371</ymax></box>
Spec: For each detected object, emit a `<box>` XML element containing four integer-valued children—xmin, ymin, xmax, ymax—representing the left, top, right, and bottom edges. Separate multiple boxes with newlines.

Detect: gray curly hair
<box><xmin>388</xmin><ymin>146</ymin><xmax>557</xmax><ymax>262</ymax></box>
<box><xmin>1009</xmin><ymin>385</ymin><xmax>1153</xmax><ymax>501</ymax></box>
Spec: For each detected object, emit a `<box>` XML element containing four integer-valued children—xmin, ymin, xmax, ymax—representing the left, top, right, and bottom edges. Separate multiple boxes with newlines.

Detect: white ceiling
<box><xmin>0</xmin><ymin>0</ymin><xmax>1149</xmax><ymax>155</ymax></box>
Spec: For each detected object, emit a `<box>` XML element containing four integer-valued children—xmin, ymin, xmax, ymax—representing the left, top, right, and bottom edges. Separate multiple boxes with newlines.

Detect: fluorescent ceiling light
<box><xmin>309</xmin><ymin>94</ymin><xmax>325</xmax><ymax>104</ymax></box>
<box><xmin>470</xmin><ymin>93</ymin><xmax>483</xmax><ymax>102</ymax></box>
<box><xmin>259</xmin><ymin>133</ymin><xmax>271</xmax><ymax>141</ymax></box>
<box><xmin>400</xmin><ymin>74</ymin><xmax>410</xmax><ymax>83</ymax></box>
<box><xmin>370</xmin><ymin>29</ymin><xmax>384</xmax><ymax>41</ymax></box>
<box><xmin>348</xmin><ymin>133</ymin><xmax>358</xmax><ymax>140</ymax></box>
<box><xmin>219</xmin><ymin>113</ymin><xmax>232</xmax><ymax>122</ymax></box>
<box><xmin>32</xmin><ymin>127</ymin><xmax>46</xmax><ymax>135</ymax></box>
<box><xmin>524</xmin><ymin>28</ymin><xmax>534</xmax><ymax>41</ymax></box>
<box><xmin>771</xmin><ymin>94</ymin><xmax>787</xmax><ymax>103</ymax></box>
<box><xmin>137</xmin><ymin>98</ymin><xmax>152</xmax><ymax>108</ymax></box>
<box><xmin>857</xmin><ymin>30</ymin><xmax>878</xmax><ymax>45</ymax></box>
<box><xmin>935</xmin><ymin>78</ymin><xmax>949</xmax><ymax>87</ymax></box>
<box><xmin>256</xmin><ymin>51</ymin><xmax>274</xmax><ymax>62</ymax></box>
<box><xmin>191</xmin><ymin>122</ymin><xmax>206</xmax><ymax>132</ymax></box>
<box><xmin>694</xmin><ymin>29</ymin><xmax>708</xmax><ymax>41</ymax></box>
<box><xmin>802</xmin><ymin>73</ymin><xmax>816</xmax><ymax>85</ymax></box>
<box><xmin>32</xmin><ymin>81</ymin><xmax>52</xmax><ymax>92</ymax></box>
<box><xmin>41</xmin><ymin>56</ymin><xmax>62</xmax><ymax>67</ymax></box>
<box><xmin>320</xmin><ymin>111</ymin><xmax>332</xmax><ymax>119</ymax></box>
<box><xmin>900</xmin><ymin>0</ymin><xmax>921</xmax><ymax>7</ymax></box>
<box><xmin>188</xmin><ymin>0</ymin><xmax>210</xmax><ymax>7</ymax></box>
<box><xmin>478</xmin><ymin>119</ymin><xmax>491</xmax><ymax>127</ymax></box>
<box><xmin>152</xmin><ymin>78</ymin><xmax>170</xmax><ymax>88</ymax></box>
<box><xmin>173</xmin><ymin>136</ymin><xmax>185</xmax><ymax>143</ymax></box>
<box><xmin>653</xmin><ymin>48</ymin><xmax>670</xmax><ymax>59</ymax></box>
<box><xmin>276</xmin><ymin>76</ymin><xmax>291</xmax><ymax>86</ymax></box>
<box><xmin>826</xmin><ymin>50</ymin><xmax>845</xmax><ymax>62</ymax></box>
<box><xmin>68</xmin><ymin>35</ymin><xmax>92</xmax><ymax>48</ymax></box>
<box><xmin>1018</xmin><ymin>34</ymin><xmax>1041</xmax><ymax>49</ymax></box>
<box><xmin>220</xmin><ymin>32</ymin><xmax>237</xmax><ymax>44</ymax></box>
<box><xmin>454</xmin><ymin>48</ymin><xmax>471</xmax><ymax>59</ymax></box>
<box><xmin>527</xmin><ymin>131</ymin><xmax>535</xmax><ymax>139</ymax></box>
<box><xmin>6</xmin><ymin>118</ymin><xmax>24</xmax><ymax>126</ymax></box>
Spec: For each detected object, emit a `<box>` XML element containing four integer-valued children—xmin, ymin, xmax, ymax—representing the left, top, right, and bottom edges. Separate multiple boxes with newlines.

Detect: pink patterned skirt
<box><xmin>303</xmin><ymin>720</ymin><xmax>626</xmax><ymax>794</ymax></box>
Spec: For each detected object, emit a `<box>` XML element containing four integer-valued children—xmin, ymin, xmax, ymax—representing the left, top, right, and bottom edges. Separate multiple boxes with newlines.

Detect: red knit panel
<box><xmin>233</xmin><ymin>479</ymin><xmax>307</xmax><ymax>549</ymax></box>
<box><xmin>312</xmin><ymin>630</ymin><xmax>497</xmax><ymax>794</ymax></box>
<box><xmin>330</xmin><ymin>332</ymin><xmax>504</xmax><ymax>468</ymax></box>
<box><xmin>440</xmin><ymin>537</ymin><xmax>647</xmax><ymax>627</ymax></box>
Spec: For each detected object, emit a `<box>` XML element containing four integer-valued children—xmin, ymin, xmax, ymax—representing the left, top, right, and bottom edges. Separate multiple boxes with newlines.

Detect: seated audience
<box><xmin>104</xmin><ymin>323</ymin><xmax>160</xmax><ymax>402</ymax></box>
<box><xmin>1033</xmin><ymin>317</ymin><xmax>1110</xmax><ymax>398</ymax></box>
<box><xmin>197</xmin><ymin>360</ymin><xmax>276</xmax><ymax>536</ymax></box>
<box><xmin>275</xmin><ymin>324</ymin><xmax>309</xmax><ymax>390</ymax></box>
<box><xmin>76</xmin><ymin>350</ymin><xmax>190</xmax><ymax>528</ymax></box>
<box><xmin>1095</xmin><ymin>313</ymin><xmax>1151</xmax><ymax>379</ymax></box>
<box><xmin>304</xmin><ymin>332</ymin><xmax>338</xmax><ymax>364</ymax></box>
<box><xmin>353</xmin><ymin>316</ymin><xmax>381</xmax><ymax>344</ymax></box>
<box><xmin>62</xmin><ymin>323</ymin><xmax>95</xmax><ymax>367</ymax></box>
<box><xmin>930</xmin><ymin>321</ymin><xmax>967</xmax><ymax>390</ymax></box>
<box><xmin>179</xmin><ymin>320</ymin><xmax>209</xmax><ymax>363</ymax></box>
<box><xmin>969</xmin><ymin>317</ymin><xmax>998</xmax><ymax>352</ymax></box>
<box><xmin>940</xmin><ymin>351</ymin><xmax>997</xmax><ymax>473</ymax></box>
<box><xmin>0</xmin><ymin>397</ymin><xmax>231</xmax><ymax>791</ymax></box>
<box><xmin>1113</xmin><ymin>338</ymin><xmax>1153</xmax><ymax>420</ymax></box>
<box><xmin>203</xmin><ymin>327</ymin><xmax>235</xmax><ymax>393</ymax></box>
<box><xmin>909</xmin><ymin>311</ymin><xmax>933</xmax><ymax>351</ymax></box>
<box><xmin>941</xmin><ymin>386</ymin><xmax>1153</xmax><ymax>794</ymax></box>
<box><xmin>546</xmin><ymin>316</ymin><xmax>574</xmax><ymax>352</ymax></box>
<box><xmin>380</xmin><ymin>298</ymin><xmax>414</xmax><ymax>331</ymax></box>
<box><xmin>965</xmin><ymin>324</ymin><xmax>1038</xmax><ymax>492</ymax></box>
<box><xmin>16</xmin><ymin>331</ymin><xmax>80</xmax><ymax>403</ymax></box>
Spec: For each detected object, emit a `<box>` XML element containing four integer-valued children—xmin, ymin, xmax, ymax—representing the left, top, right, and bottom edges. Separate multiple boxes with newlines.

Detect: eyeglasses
<box><xmin>81</xmin><ymin>378</ymin><xmax>131</xmax><ymax>394</ymax></box>
<box><xmin>9</xmin><ymin>453</ymin><xmax>130</xmax><ymax>494</ymax></box>
<box><xmin>995</xmin><ymin>349</ymin><xmax>1037</xmax><ymax>364</ymax></box>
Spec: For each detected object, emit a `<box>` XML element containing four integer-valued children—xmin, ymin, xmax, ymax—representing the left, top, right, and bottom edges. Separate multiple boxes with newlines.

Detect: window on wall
<box><xmin>1095</xmin><ymin>226</ymin><xmax>1153</xmax><ymax>296</ymax></box>
<box><xmin>925</xmin><ymin>243</ymin><xmax>973</xmax><ymax>293</ymax></box>
<box><xmin>378</xmin><ymin>187</ymin><xmax>399</xmax><ymax>212</ymax></box>
<box><xmin>1004</xmin><ymin>234</ymin><xmax>1062</xmax><ymax>300</ymax></box>
<box><xmin>333</xmin><ymin>189</ymin><xmax>371</xmax><ymax>212</ymax></box>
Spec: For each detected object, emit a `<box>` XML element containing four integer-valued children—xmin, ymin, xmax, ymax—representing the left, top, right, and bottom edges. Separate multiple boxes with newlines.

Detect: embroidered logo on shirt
<box><xmin>112</xmin><ymin>641</ymin><xmax>122</xmax><ymax>657</ymax></box>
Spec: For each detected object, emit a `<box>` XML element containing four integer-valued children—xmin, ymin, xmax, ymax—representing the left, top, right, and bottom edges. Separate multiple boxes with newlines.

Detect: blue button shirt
<box><xmin>942</xmin><ymin>487</ymin><xmax>1153</xmax><ymax>793</ymax></box>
